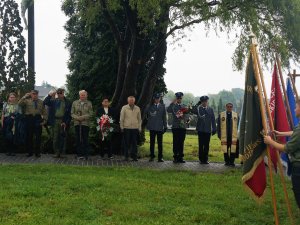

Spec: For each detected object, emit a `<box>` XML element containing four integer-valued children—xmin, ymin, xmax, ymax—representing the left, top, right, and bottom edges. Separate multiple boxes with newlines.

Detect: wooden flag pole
<box><xmin>288</xmin><ymin>70</ymin><xmax>299</xmax><ymax>101</ymax></box>
<box><xmin>257</xmin><ymin>52</ymin><xmax>294</xmax><ymax>224</ymax></box>
<box><xmin>251</xmin><ymin>44</ymin><xmax>279</xmax><ymax>225</ymax></box>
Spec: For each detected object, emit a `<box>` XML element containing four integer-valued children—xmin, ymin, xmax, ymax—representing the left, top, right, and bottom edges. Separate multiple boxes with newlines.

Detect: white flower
<box><xmin>96</xmin><ymin>126</ymin><xmax>100</xmax><ymax>131</ymax></box>
<box><xmin>109</xmin><ymin>127</ymin><xmax>114</xmax><ymax>132</ymax></box>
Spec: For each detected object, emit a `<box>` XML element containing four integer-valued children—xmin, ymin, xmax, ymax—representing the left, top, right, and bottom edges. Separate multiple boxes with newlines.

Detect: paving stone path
<box><xmin>0</xmin><ymin>153</ymin><xmax>241</xmax><ymax>173</ymax></box>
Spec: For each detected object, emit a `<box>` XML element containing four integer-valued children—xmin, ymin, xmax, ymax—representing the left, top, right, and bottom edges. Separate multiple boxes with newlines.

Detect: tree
<box><xmin>62</xmin><ymin>0</ymin><xmax>300</xmax><ymax>115</ymax></box>
<box><xmin>0</xmin><ymin>0</ymin><xmax>34</xmax><ymax>98</ymax></box>
<box><xmin>211</xmin><ymin>98</ymin><xmax>217</xmax><ymax>112</ymax></box>
<box><xmin>218</xmin><ymin>97</ymin><xmax>223</xmax><ymax>114</ymax></box>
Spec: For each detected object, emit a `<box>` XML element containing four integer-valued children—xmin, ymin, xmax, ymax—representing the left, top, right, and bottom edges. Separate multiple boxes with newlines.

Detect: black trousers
<box><xmin>198</xmin><ymin>132</ymin><xmax>211</xmax><ymax>163</ymax></box>
<box><xmin>123</xmin><ymin>129</ymin><xmax>138</xmax><ymax>159</ymax></box>
<box><xmin>149</xmin><ymin>130</ymin><xmax>163</xmax><ymax>159</ymax></box>
<box><xmin>3</xmin><ymin>117</ymin><xmax>15</xmax><ymax>153</ymax></box>
<box><xmin>25</xmin><ymin>115</ymin><xmax>42</xmax><ymax>155</ymax></box>
<box><xmin>75</xmin><ymin>125</ymin><xmax>89</xmax><ymax>158</ymax></box>
<box><xmin>224</xmin><ymin>144</ymin><xmax>236</xmax><ymax>165</ymax></box>
<box><xmin>291</xmin><ymin>164</ymin><xmax>300</xmax><ymax>208</ymax></box>
<box><xmin>172</xmin><ymin>128</ymin><xmax>186</xmax><ymax>160</ymax></box>
<box><xmin>100</xmin><ymin>139</ymin><xmax>112</xmax><ymax>157</ymax></box>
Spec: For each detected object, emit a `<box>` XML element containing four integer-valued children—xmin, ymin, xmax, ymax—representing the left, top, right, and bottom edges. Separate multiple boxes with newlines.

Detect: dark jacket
<box><xmin>167</xmin><ymin>103</ymin><xmax>189</xmax><ymax>129</ymax></box>
<box><xmin>96</xmin><ymin>107</ymin><xmax>119</xmax><ymax>124</ymax></box>
<box><xmin>191</xmin><ymin>105</ymin><xmax>216</xmax><ymax>133</ymax></box>
<box><xmin>145</xmin><ymin>103</ymin><xmax>167</xmax><ymax>132</ymax></box>
<box><xmin>43</xmin><ymin>95</ymin><xmax>72</xmax><ymax>126</ymax></box>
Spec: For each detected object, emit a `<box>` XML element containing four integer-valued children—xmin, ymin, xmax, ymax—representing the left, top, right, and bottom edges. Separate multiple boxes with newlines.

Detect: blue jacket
<box><xmin>145</xmin><ymin>104</ymin><xmax>167</xmax><ymax>132</ymax></box>
<box><xmin>43</xmin><ymin>95</ymin><xmax>72</xmax><ymax>126</ymax></box>
<box><xmin>191</xmin><ymin>105</ymin><xmax>216</xmax><ymax>133</ymax></box>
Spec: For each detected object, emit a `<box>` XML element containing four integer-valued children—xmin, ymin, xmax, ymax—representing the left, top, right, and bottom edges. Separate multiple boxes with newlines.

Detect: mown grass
<box><xmin>139</xmin><ymin>131</ymin><xmax>225</xmax><ymax>162</ymax></box>
<box><xmin>0</xmin><ymin>165</ymin><xmax>299</xmax><ymax>225</ymax></box>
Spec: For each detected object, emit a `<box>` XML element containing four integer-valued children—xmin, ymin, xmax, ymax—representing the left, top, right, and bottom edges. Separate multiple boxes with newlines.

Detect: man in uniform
<box><xmin>167</xmin><ymin>92</ymin><xmax>189</xmax><ymax>163</ymax></box>
<box><xmin>145</xmin><ymin>93</ymin><xmax>167</xmax><ymax>162</ymax></box>
<box><xmin>217</xmin><ymin>102</ymin><xmax>239</xmax><ymax>166</ymax></box>
<box><xmin>191</xmin><ymin>96</ymin><xmax>216</xmax><ymax>164</ymax></box>
<box><xmin>19</xmin><ymin>90</ymin><xmax>47</xmax><ymax>157</ymax></box>
<box><xmin>44</xmin><ymin>88</ymin><xmax>72</xmax><ymax>158</ymax></box>
<box><xmin>71</xmin><ymin>90</ymin><xmax>93</xmax><ymax>160</ymax></box>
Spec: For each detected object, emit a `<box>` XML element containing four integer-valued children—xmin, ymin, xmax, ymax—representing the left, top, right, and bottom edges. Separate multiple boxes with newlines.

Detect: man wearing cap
<box><xmin>19</xmin><ymin>90</ymin><xmax>48</xmax><ymax>157</ymax></box>
<box><xmin>145</xmin><ymin>93</ymin><xmax>167</xmax><ymax>162</ymax></box>
<box><xmin>191</xmin><ymin>96</ymin><xmax>216</xmax><ymax>164</ymax></box>
<box><xmin>44</xmin><ymin>88</ymin><xmax>72</xmax><ymax>158</ymax></box>
<box><xmin>217</xmin><ymin>102</ymin><xmax>239</xmax><ymax>166</ymax></box>
<box><xmin>167</xmin><ymin>92</ymin><xmax>189</xmax><ymax>163</ymax></box>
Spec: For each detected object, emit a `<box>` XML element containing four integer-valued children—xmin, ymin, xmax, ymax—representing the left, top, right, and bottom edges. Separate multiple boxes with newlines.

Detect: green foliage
<box><xmin>0</xmin><ymin>0</ymin><xmax>34</xmax><ymax>98</ymax></box>
<box><xmin>0</xmin><ymin>165</ymin><xmax>299</xmax><ymax>224</ymax></box>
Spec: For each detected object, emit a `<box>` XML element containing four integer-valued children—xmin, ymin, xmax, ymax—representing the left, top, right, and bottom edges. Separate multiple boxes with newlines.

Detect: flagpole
<box><xmin>256</xmin><ymin>51</ymin><xmax>294</xmax><ymax>224</ymax></box>
<box><xmin>275</xmin><ymin>54</ymin><xmax>294</xmax><ymax>130</ymax></box>
<box><xmin>288</xmin><ymin>70</ymin><xmax>299</xmax><ymax>101</ymax></box>
<box><xmin>250</xmin><ymin>43</ymin><xmax>279</xmax><ymax>225</ymax></box>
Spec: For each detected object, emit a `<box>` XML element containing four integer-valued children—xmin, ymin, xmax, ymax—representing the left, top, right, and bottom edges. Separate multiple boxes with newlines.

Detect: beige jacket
<box><xmin>120</xmin><ymin>104</ymin><xmax>142</xmax><ymax>131</ymax></box>
<box><xmin>71</xmin><ymin>100</ymin><xmax>93</xmax><ymax>127</ymax></box>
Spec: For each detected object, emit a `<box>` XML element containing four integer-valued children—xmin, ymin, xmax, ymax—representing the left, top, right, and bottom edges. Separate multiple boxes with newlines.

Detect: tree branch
<box><xmin>99</xmin><ymin>0</ymin><xmax>122</xmax><ymax>46</ymax></box>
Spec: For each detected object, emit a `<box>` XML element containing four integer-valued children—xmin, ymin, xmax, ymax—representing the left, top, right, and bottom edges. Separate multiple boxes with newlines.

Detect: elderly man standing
<box><xmin>120</xmin><ymin>96</ymin><xmax>142</xmax><ymax>161</ymax></box>
<box><xmin>44</xmin><ymin>88</ymin><xmax>72</xmax><ymax>158</ymax></box>
<box><xmin>71</xmin><ymin>90</ymin><xmax>93</xmax><ymax>160</ymax></box>
<box><xmin>19</xmin><ymin>90</ymin><xmax>47</xmax><ymax>157</ymax></box>
<box><xmin>217</xmin><ymin>102</ymin><xmax>239</xmax><ymax>167</ymax></box>
<box><xmin>191</xmin><ymin>96</ymin><xmax>216</xmax><ymax>164</ymax></box>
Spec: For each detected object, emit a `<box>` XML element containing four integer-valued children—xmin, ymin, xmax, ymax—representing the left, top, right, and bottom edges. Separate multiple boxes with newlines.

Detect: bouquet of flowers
<box><xmin>176</xmin><ymin>107</ymin><xmax>189</xmax><ymax>118</ymax></box>
<box><xmin>96</xmin><ymin>115</ymin><xmax>115</xmax><ymax>141</ymax></box>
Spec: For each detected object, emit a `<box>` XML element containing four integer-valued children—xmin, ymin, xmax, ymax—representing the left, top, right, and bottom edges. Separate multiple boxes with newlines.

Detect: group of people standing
<box><xmin>1</xmin><ymin>89</ymin><xmax>240</xmax><ymax>166</ymax></box>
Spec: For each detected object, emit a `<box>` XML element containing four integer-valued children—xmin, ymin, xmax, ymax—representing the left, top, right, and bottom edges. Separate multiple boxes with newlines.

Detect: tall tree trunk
<box><xmin>111</xmin><ymin>45</ymin><xmax>128</xmax><ymax>107</ymax></box>
<box><xmin>138</xmin><ymin>39</ymin><xmax>167</xmax><ymax>116</ymax></box>
<box><xmin>117</xmin><ymin>37</ymin><xmax>145</xmax><ymax>108</ymax></box>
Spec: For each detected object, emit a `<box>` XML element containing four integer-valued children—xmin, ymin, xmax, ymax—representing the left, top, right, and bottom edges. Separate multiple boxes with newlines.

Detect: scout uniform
<box><xmin>43</xmin><ymin>88</ymin><xmax>72</xmax><ymax>157</ymax></box>
<box><xmin>18</xmin><ymin>90</ymin><xmax>47</xmax><ymax>157</ymax></box>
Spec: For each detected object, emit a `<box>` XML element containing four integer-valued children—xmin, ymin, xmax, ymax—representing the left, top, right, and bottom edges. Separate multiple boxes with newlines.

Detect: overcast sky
<box><xmin>15</xmin><ymin>0</ymin><xmax>300</xmax><ymax>97</ymax></box>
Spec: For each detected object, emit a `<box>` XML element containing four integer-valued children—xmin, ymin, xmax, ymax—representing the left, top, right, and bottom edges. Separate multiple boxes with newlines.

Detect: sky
<box><xmin>15</xmin><ymin>0</ymin><xmax>300</xmax><ymax>97</ymax></box>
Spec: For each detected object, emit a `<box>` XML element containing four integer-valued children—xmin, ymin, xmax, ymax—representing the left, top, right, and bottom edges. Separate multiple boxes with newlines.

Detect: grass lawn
<box><xmin>139</xmin><ymin>131</ymin><xmax>225</xmax><ymax>162</ymax></box>
<box><xmin>0</xmin><ymin>165</ymin><xmax>299</xmax><ymax>225</ymax></box>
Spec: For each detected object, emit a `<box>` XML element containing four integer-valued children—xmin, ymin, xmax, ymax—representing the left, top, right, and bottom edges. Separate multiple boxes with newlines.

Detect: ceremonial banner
<box><xmin>287</xmin><ymin>78</ymin><xmax>299</xmax><ymax>126</ymax></box>
<box><xmin>240</xmin><ymin>53</ymin><xmax>267</xmax><ymax>200</ymax></box>
<box><xmin>269</xmin><ymin>64</ymin><xmax>290</xmax><ymax>171</ymax></box>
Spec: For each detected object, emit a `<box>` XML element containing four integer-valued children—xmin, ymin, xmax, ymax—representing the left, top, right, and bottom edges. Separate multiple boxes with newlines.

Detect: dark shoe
<box><xmin>6</xmin><ymin>152</ymin><xmax>12</xmax><ymax>156</ymax></box>
<box><xmin>85</xmin><ymin>157</ymin><xmax>88</xmax><ymax>160</ymax></box>
<box><xmin>77</xmin><ymin>156</ymin><xmax>85</xmax><ymax>160</ymax></box>
<box><xmin>158</xmin><ymin>158</ymin><xmax>164</xmax><ymax>162</ymax></box>
<box><xmin>124</xmin><ymin>157</ymin><xmax>129</xmax><ymax>161</ymax></box>
<box><xmin>108</xmin><ymin>156</ymin><xmax>114</xmax><ymax>160</ymax></box>
<box><xmin>35</xmin><ymin>154</ymin><xmax>41</xmax><ymax>158</ymax></box>
<box><xmin>229</xmin><ymin>163</ymin><xmax>235</xmax><ymax>167</ymax></box>
<box><xmin>10</xmin><ymin>153</ymin><xmax>16</xmax><ymax>156</ymax></box>
<box><xmin>224</xmin><ymin>162</ymin><xmax>230</xmax><ymax>166</ymax></box>
<box><xmin>178</xmin><ymin>159</ymin><xmax>186</xmax><ymax>163</ymax></box>
<box><xmin>200</xmin><ymin>161</ymin><xmax>209</xmax><ymax>164</ymax></box>
<box><xmin>132</xmin><ymin>158</ymin><xmax>138</xmax><ymax>162</ymax></box>
<box><xmin>27</xmin><ymin>153</ymin><xmax>33</xmax><ymax>157</ymax></box>
<box><xmin>173</xmin><ymin>159</ymin><xmax>178</xmax><ymax>163</ymax></box>
<box><xmin>149</xmin><ymin>157</ymin><xmax>154</xmax><ymax>162</ymax></box>
<box><xmin>53</xmin><ymin>154</ymin><xmax>60</xmax><ymax>158</ymax></box>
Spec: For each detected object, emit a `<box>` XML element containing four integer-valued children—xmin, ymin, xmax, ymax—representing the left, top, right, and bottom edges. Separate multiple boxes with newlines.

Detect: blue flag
<box><xmin>282</xmin><ymin>78</ymin><xmax>298</xmax><ymax>175</ymax></box>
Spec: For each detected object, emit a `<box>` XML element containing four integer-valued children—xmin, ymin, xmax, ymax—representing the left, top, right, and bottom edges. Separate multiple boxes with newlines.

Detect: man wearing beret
<box><xmin>19</xmin><ymin>90</ymin><xmax>48</xmax><ymax>157</ymax></box>
<box><xmin>167</xmin><ymin>92</ymin><xmax>189</xmax><ymax>163</ymax></box>
<box><xmin>44</xmin><ymin>88</ymin><xmax>72</xmax><ymax>158</ymax></box>
<box><xmin>191</xmin><ymin>96</ymin><xmax>216</xmax><ymax>164</ymax></box>
<box><xmin>145</xmin><ymin>93</ymin><xmax>167</xmax><ymax>162</ymax></box>
<box><xmin>217</xmin><ymin>102</ymin><xmax>239</xmax><ymax>166</ymax></box>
